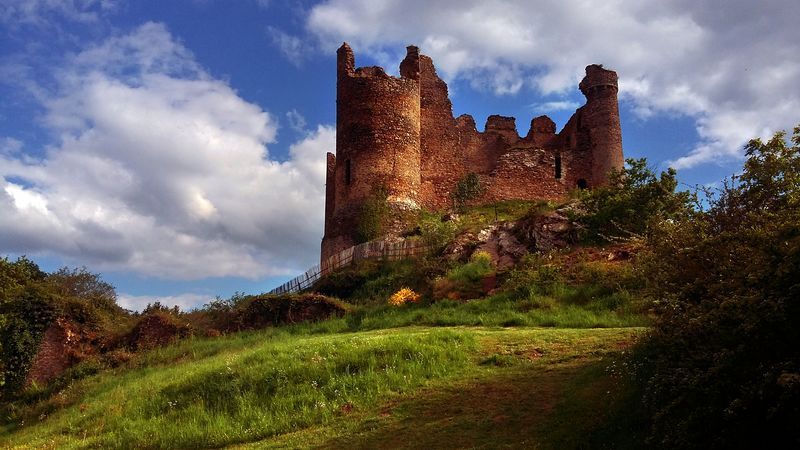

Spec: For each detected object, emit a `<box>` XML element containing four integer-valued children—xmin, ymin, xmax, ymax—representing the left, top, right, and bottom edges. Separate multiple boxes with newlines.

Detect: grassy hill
<box><xmin>1</xmin><ymin>197</ymin><xmax>652</xmax><ymax>448</ymax></box>
<box><xmin>2</xmin><ymin>324</ymin><xmax>645</xmax><ymax>448</ymax></box>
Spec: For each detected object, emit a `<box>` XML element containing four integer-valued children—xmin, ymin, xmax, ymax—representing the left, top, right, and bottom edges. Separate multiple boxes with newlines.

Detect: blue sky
<box><xmin>1</xmin><ymin>0</ymin><xmax>798</xmax><ymax>310</ymax></box>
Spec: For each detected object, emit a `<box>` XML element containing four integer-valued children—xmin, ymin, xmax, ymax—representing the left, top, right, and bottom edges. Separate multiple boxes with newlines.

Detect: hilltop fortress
<box><xmin>322</xmin><ymin>43</ymin><xmax>623</xmax><ymax>261</ymax></box>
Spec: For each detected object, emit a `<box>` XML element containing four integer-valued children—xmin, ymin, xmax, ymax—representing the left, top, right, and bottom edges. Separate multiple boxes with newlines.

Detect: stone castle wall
<box><xmin>322</xmin><ymin>44</ymin><xmax>623</xmax><ymax>261</ymax></box>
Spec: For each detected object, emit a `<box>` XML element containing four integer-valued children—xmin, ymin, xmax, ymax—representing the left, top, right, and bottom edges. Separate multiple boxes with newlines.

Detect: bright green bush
<box><xmin>433</xmin><ymin>251</ymin><xmax>495</xmax><ymax>300</ymax></box>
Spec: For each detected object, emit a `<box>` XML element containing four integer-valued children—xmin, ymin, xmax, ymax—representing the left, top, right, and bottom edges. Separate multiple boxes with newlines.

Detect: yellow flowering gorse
<box><xmin>388</xmin><ymin>287</ymin><xmax>420</xmax><ymax>306</ymax></box>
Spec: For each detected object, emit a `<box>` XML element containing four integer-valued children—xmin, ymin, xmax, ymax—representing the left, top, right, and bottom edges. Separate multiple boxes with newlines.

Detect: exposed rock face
<box><xmin>516</xmin><ymin>210</ymin><xmax>579</xmax><ymax>253</ymax></box>
<box><xmin>26</xmin><ymin>318</ymin><xmax>98</xmax><ymax>386</ymax></box>
<box><xmin>475</xmin><ymin>223</ymin><xmax>528</xmax><ymax>270</ymax></box>
<box><xmin>321</xmin><ymin>43</ymin><xmax>624</xmax><ymax>262</ymax></box>
<box><xmin>444</xmin><ymin>210</ymin><xmax>578</xmax><ymax>266</ymax></box>
<box><xmin>127</xmin><ymin>313</ymin><xmax>192</xmax><ymax>350</ymax></box>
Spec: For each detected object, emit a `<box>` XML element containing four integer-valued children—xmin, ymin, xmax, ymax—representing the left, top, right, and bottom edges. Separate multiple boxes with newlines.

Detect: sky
<box><xmin>1</xmin><ymin>0</ymin><xmax>798</xmax><ymax>311</ymax></box>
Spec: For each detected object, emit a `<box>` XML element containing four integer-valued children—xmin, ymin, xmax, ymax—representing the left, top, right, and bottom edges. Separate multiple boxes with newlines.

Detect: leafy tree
<box><xmin>581</xmin><ymin>158</ymin><xmax>694</xmax><ymax>242</ymax></box>
<box><xmin>633</xmin><ymin>125</ymin><xmax>800</xmax><ymax>448</ymax></box>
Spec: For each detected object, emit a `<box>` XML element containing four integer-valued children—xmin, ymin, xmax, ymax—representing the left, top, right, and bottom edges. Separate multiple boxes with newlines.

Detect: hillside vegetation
<box><xmin>1</xmin><ymin>125</ymin><xmax>798</xmax><ymax>449</ymax></box>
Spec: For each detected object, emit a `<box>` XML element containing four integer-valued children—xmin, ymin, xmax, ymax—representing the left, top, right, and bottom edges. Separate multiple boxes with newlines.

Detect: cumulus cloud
<box><xmin>306</xmin><ymin>0</ymin><xmax>800</xmax><ymax>169</ymax></box>
<box><xmin>0</xmin><ymin>22</ymin><xmax>334</xmax><ymax>279</ymax></box>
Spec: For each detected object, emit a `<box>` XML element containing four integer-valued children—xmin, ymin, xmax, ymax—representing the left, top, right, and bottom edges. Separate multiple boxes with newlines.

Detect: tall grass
<box><xmin>1</xmin><ymin>329</ymin><xmax>476</xmax><ymax>449</ymax></box>
<box><xmin>349</xmin><ymin>293</ymin><xmax>648</xmax><ymax>331</ymax></box>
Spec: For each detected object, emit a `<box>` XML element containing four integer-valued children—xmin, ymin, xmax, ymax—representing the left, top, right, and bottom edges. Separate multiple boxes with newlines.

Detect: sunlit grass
<box><xmin>1</xmin><ymin>329</ymin><xmax>476</xmax><ymax>449</ymax></box>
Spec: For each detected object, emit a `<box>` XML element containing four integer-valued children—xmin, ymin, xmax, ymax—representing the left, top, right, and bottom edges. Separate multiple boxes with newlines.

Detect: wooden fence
<box><xmin>267</xmin><ymin>239</ymin><xmax>428</xmax><ymax>295</ymax></box>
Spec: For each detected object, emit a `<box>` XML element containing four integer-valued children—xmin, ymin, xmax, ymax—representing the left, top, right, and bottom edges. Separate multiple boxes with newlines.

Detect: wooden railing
<box><xmin>267</xmin><ymin>239</ymin><xmax>428</xmax><ymax>295</ymax></box>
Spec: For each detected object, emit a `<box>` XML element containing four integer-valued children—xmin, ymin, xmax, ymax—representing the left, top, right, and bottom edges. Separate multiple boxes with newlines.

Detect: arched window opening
<box><xmin>576</xmin><ymin>178</ymin><xmax>588</xmax><ymax>190</ymax></box>
<box><xmin>555</xmin><ymin>154</ymin><xmax>562</xmax><ymax>179</ymax></box>
<box><xmin>345</xmin><ymin>159</ymin><xmax>352</xmax><ymax>185</ymax></box>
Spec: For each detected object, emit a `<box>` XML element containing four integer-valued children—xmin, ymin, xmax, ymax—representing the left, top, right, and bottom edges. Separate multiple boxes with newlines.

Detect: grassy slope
<box><xmin>1</xmin><ymin>326</ymin><xmax>644</xmax><ymax>449</ymax></box>
<box><xmin>2</xmin><ymin>201</ymin><xmax>650</xmax><ymax>448</ymax></box>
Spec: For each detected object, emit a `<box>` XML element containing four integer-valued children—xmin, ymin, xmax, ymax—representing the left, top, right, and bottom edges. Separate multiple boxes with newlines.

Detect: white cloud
<box><xmin>0</xmin><ymin>22</ymin><xmax>335</xmax><ymax>279</ymax></box>
<box><xmin>306</xmin><ymin>0</ymin><xmax>800</xmax><ymax>169</ymax></box>
<box><xmin>268</xmin><ymin>26</ymin><xmax>312</xmax><ymax>67</ymax></box>
<box><xmin>530</xmin><ymin>100</ymin><xmax>580</xmax><ymax>113</ymax></box>
<box><xmin>286</xmin><ymin>109</ymin><xmax>308</xmax><ymax>133</ymax></box>
<box><xmin>0</xmin><ymin>0</ymin><xmax>119</xmax><ymax>25</ymax></box>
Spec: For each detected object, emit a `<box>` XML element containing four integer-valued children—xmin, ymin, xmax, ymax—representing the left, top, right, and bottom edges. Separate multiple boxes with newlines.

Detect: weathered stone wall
<box><xmin>321</xmin><ymin>45</ymin><xmax>623</xmax><ymax>261</ymax></box>
<box><xmin>577</xmin><ymin>65</ymin><xmax>624</xmax><ymax>187</ymax></box>
<box><xmin>322</xmin><ymin>43</ymin><xmax>422</xmax><ymax>261</ymax></box>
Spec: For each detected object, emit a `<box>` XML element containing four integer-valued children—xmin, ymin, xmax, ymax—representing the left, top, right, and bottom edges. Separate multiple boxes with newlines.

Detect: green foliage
<box><xmin>633</xmin><ymin>125</ymin><xmax>800</xmax><ymax>448</ymax></box>
<box><xmin>0</xmin><ymin>259</ymin><xmax>129</xmax><ymax>396</ymax></box>
<box><xmin>451</xmin><ymin>172</ymin><xmax>485</xmax><ymax>212</ymax></box>
<box><xmin>354</xmin><ymin>188</ymin><xmax>390</xmax><ymax>243</ymax></box>
<box><xmin>433</xmin><ymin>251</ymin><xmax>495</xmax><ymax>300</ymax></box>
<box><xmin>581</xmin><ymin>158</ymin><xmax>693</xmax><ymax>242</ymax></box>
<box><xmin>418</xmin><ymin>212</ymin><xmax>459</xmax><ymax>255</ymax></box>
<box><xmin>312</xmin><ymin>259</ymin><xmax>441</xmax><ymax>305</ymax></box>
<box><xmin>2</xmin><ymin>328</ymin><xmax>477</xmax><ymax>448</ymax></box>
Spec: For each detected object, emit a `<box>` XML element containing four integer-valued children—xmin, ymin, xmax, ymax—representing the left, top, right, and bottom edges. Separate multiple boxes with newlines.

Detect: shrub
<box><xmin>354</xmin><ymin>188</ymin><xmax>389</xmax><ymax>243</ymax></box>
<box><xmin>581</xmin><ymin>158</ymin><xmax>694</xmax><ymax>242</ymax></box>
<box><xmin>419</xmin><ymin>212</ymin><xmax>459</xmax><ymax>255</ymax></box>
<box><xmin>237</xmin><ymin>293</ymin><xmax>348</xmax><ymax>329</ymax></box>
<box><xmin>434</xmin><ymin>251</ymin><xmax>495</xmax><ymax>300</ymax></box>
<box><xmin>503</xmin><ymin>255</ymin><xmax>564</xmax><ymax>299</ymax></box>
<box><xmin>388</xmin><ymin>288</ymin><xmax>421</xmax><ymax>306</ymax></box>
<box><xmin>632</xmin><ymin>125</ymin><xmax>800</xmax><ymax>448</ymax></box>
<box><xmin>0</xmin><ymin>260</ymin><xmax>131</xmax><ymax>396</ymax></box>
<box><xmin>451</xmin><ymin>172</ymin><xmax>485</xmax><ymax>211</ymax></box>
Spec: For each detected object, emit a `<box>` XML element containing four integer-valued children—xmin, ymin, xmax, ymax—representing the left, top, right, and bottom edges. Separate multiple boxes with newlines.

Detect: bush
<box><xmin>237</xmin><ymin>293</ymin><xmax>348</xmax><ymax>329</ymax></box>
<box><xmin>434</xmin><ymin>251</ymin><xmax>495</xmax><ymax>300</ymax></box>
<box><xmin>388</xmin><ymin>288</ymin><xmax>421</xmax><ymax>306</ymax></box>
<box><xmin>581</xmin><ymin>158</ymin><xmax>694</xmax><ymax>242</ymax></box>
<box><xmin>451</xmin><ymin>172</ymin><xmax>485</xmax><ymax>211</ymax></box>
<box><xmin>419</xmin><ymin>212</ymin><xmax>459</xmax><ymax>255</ymax></box>
<box><xmin>0</xmin><ymin>260</ymin><xmax>130</xmax><ymax>396</ymax></box>
<box><xmin>632</xmin><ymin>125</ymin><xmax>800</xmax><ymax>448</ymax></box>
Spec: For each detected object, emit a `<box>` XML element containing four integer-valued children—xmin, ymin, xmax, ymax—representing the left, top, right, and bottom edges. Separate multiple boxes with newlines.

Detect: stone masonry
<box><xmin>322</xmin><ymin>43</ymin><xmax>624</xmax><ymax>261</ymax></box>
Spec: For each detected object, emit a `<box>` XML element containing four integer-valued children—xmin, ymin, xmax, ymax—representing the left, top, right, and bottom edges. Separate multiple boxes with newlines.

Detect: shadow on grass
<box><xmin>316</xmin><ymin>357</ymin><xmax>647</xmax><ymax>450</ymax></box>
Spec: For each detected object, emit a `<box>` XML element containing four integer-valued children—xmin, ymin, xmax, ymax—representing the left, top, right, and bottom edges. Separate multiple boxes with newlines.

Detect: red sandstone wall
<box><xmin>322</xmin><ymin>45</ymin><xmax>623</xmax><ymax>261</ymax></box>
<box><xmin>579</xmin><ymin>65</ymin><xmax>624</xmax><ymax>186</ymax></box>
<box><xmin>322</xmin><ymin>44</ymin><xmax>422</xmax><ymax>261</ymax></box>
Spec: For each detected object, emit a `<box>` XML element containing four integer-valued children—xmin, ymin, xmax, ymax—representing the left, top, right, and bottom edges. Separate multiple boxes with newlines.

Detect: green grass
<box><xmin>238</xmin><ymin>327</ymin><xmax>646</xmax><ymax>449</ymax></box>
<box><xmin>1</xmin><ymin>324</ymin><xmax>647</xmax><ymax>449</ymax></box>
<box><xmin>1</xmin><ymin>328</ymin><xmax>477</xmax><ymax>449</ymax></box>
<box><xmin>346</xmin><ymin>293</ymin><xmax>649</xmax><ymax>331</ymax></box>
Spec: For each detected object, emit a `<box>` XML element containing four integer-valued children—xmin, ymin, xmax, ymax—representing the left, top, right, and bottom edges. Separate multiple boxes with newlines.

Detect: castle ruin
<box><xmin>322</xmin><ymin>43</ymin><xmax>623</xmax><ymax>261</ymax></box>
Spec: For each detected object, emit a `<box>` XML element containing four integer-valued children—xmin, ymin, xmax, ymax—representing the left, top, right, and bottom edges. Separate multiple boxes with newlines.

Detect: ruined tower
<box><xmin>322</xmin><ymin>45</ymin><xmax>624</xmax><ymax>262</ymax></box>
<box><xmin>322</xmin><ymin>44</ymin><xmax>422</xmax><ymax>261</ymax></box>
<box><xmin>576</xmin><ymin>64</ymin><xmax>624</xmax><ymax>187</ymax></box>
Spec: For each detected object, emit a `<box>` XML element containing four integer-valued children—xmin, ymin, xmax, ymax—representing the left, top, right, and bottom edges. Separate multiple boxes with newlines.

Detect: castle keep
<box><xmin>322</xmin><ymin>43</ymin><xmax>623</xmax><ymax>261</ymax></box>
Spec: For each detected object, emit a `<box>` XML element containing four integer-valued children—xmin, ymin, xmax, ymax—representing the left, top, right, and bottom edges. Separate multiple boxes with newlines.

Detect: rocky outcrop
<box><xmin>443</xmin><ymin>208</ymin><xmax>578</xmax><ymax>267</ymax></box>
<box><xmin>516</xmin><ymin>209</ymin><xmax>578</xmax><ymax>253</ymax></box>
<box><xmin>26</xmin><ymin>318</ymin><xmax>98</xmax><ymax>386</ymax></box>
<box><xmin>126</xmin><ymin>313</ymin><xmax>192</xmax><ymax>350</ymax></box>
